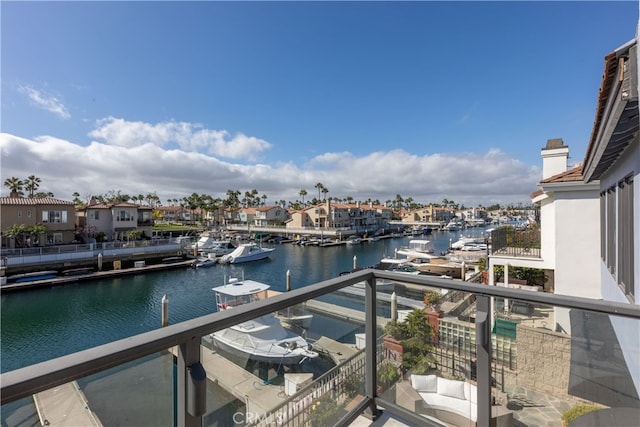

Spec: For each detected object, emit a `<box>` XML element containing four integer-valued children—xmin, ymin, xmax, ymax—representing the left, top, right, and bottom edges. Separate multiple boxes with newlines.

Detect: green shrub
<box><xmin>342</xmin><ymin>374</ymin><xmax>363</xmax><ymax>398</ymax></box>
<box><xmin>377</xmin><ymin>361</ymin><xmax>401</xmax><ymax>390</ymax></box>
<box><xmin>561</xmin><ymin>404</ymin><xmax>601</xmax><ymax>426</ymax></box>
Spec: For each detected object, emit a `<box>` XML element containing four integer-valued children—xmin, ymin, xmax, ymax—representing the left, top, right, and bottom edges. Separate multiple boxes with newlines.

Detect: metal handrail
<box><xmin>2</xmin><ymin>269</ymin><xmax>639</xmax><ymax>420</ymax></box>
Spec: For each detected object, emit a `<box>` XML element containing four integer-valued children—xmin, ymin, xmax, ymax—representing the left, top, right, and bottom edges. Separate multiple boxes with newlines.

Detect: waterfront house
<box><xmin>489</xmin><ymin>138</ymin><xmax>602</xmax><ymax>330</ymax></box>
<box><xmin>400</xmin><ymin>205</ymin><xmax>454</xmax><ymax>224</ymax></box>
<box><xmin>489</xmin><ymin>34</ymin><xmax>639</xmax><ymax>409</ymax></box>
<box><xmin>576</xmin><ymin>34</ymin><xmax>639</xmax><ymax>407</ymax></box>
<box><xmin>253</xmin><ymin>205</ymin><xmax>289</xmax><ymax>226</ymax></box>
<box><xmin>0</xmin><ymin>194</ymin><xmax>76</xmax><ymax>248</ymax></box>
<box><xmin>155</xmin><ymin>205</ymin><xmax>192</xmax><ymax>224</ymax></box>
<box><xmin>285</xmin><ymin>200</ymin><xmax>391</xmax><ymax>232</ymax></box>
<box><xmin>81</xmin><ymin>201</ymin><xmax>154</xmax><ymax>242</ymax></box>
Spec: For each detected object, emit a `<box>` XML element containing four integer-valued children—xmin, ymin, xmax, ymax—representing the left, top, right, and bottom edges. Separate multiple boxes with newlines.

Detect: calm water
<box><xmin>0</xmin><ymin>228</ymin><xmax>489</xmax><ymax>373</ymax></box>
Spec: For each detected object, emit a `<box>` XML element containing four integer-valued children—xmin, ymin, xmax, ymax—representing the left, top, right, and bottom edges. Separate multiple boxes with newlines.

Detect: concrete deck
<box><xmin>33</xmin><ymin>381</ymin><xmax>102</xmax><ymax>427</ymax></box>
<box><xmin>199</xmin><ymin>346</ymin><xmax>289</xmax><ymax>416</ymax></box>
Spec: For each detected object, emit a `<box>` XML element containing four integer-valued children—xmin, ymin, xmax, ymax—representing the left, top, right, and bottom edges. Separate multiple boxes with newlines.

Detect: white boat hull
<box><xmin>211</xmin><ymin>317</ymin><xmax>317</xmax><ymax>364</ymax></box>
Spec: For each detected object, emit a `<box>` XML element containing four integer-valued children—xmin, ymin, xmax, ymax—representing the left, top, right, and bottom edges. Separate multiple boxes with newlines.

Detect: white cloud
<box><xmin>89</xmin><ymin>117</ymin><xmax>272</xmax><ymax>161</ymax></box>
<box><xmin>17</xmin><ymin>85</ymin><xmax>71</xmax><ymax>120</ymax></box>
<box><xmin>0</xmin><ymin>133</ymin><xmax>539</xmax><ymax>206</ymax></box>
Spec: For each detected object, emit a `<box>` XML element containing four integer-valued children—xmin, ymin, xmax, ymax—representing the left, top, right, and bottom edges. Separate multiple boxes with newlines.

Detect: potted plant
<box><xmin>377</xmin><ymin>361</ymin><xmax>401</xmax><ymax>392</ymax></box>
<box><xmin>423</xmin><ymin>290</ymin><xmax>442</xmax><ymax>311</ymax></box>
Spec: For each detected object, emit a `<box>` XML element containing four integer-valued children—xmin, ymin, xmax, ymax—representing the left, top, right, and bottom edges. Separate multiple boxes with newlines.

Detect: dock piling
<box><xmin>162</xmin><ymin>295</ymin><xmax>169</xmax><ymax>327</ymax></box>
<box><xmin>286</xmin><ymin>270</ymin><xmax>291</xmax><ymax>292</ymax></box>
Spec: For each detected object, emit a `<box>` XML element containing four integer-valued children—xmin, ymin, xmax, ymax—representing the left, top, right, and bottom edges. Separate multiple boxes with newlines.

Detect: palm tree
<box><xmin>314</xmin><ymin>182</ymin><xmax>324</xmax><ymax>201</ymax></box>
<box><xmin>72</xmin><ymin>192</ymin><xmax>82</xmax><ymax>205</ymax></box>
<box><xmin>321</xmin><ymin>187</ymin><xmax>329</xmax><ymax>201</ymax></box>
<box><xmin>299</xmin><ymin>189</ymin><xmax>307</xmax><ymax>205</ymax></box>
<box><xmin>4</xmin><ymin>177</ymin><xmax>23</xmax><ymax>196</ymax></box>
<box><xmin>24</xmin><ymin>175</ymin><xmax>42</xmax><ymax>197</ymax></box>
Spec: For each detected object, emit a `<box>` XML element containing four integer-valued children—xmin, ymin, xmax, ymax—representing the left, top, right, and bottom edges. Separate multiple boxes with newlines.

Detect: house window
<box><xmin>17</xmin><ymin>210</ymin><xmax>22</xmax><ymax>217</ymax></box>
<box><xmin>618</xmin><ymin>175</ymin><xmax>634</xmax><ymax>300</ymax></box>
<box><xmin>116</xmin><ymin>210</ymin><xmax>133</xmax><ymax>221</ymax></box>
<box><xmin>26</xmin><ymin>210</ymin><xmax>31</xmax><ymax>218</ymax></box>
<box><xmin>41</xmin><ymin>210</ymin><xmax>68</xmax><ymax>223</ymax></box>
<box><xmin>601</xmin><ymin>175</ymin><xmax>635</xmax><ymax>301</ymax></box>
<box><xmin>88</xmin><ymin>211</ymin><xmax>100</xmax><ymax>220</ymax></box>
<box><xmin>605</xmin><ymin>186</ymin><xmax>616</xmax><ymax>274</ymax></box>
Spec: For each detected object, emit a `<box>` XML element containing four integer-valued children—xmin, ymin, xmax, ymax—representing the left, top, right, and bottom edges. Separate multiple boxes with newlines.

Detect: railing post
<box><xmin>364</xmin><ymin>273</ymin><xmax>379</xmax><ymax>420</ymax></box>
<box><xmin>177</xmin><ymin>336</ymin><xmax>205</xmax><ymax>427</ymax></box>
<box><xmin>475</xmin><ymin>295</ymin><xmax>492</xmax><ymax>427</ymax></box>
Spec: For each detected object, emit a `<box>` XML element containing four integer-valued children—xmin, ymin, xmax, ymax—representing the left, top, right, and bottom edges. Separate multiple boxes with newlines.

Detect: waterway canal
<box><xmin>1</xmin><ymin>229</ymin><xmax>489</xmax><ymax>373</ymax></box>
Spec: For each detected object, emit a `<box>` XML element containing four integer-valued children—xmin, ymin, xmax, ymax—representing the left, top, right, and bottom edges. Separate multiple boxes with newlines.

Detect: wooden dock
<box><xmin>0</xmin><ymin>260</ymin><xmax>194</xmax><ymax>293</ymax></box>
<box><xmin>33</xmin><ymin>381</ymin><xmax>102</xmax><ymax>426</ymax></box>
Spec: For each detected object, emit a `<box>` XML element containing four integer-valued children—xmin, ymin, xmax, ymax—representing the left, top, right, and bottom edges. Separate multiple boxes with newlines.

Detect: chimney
<box><xmin>541</xmin><ymin>138</ymin><xmax>569</xmax><ymax>179</ymax></box>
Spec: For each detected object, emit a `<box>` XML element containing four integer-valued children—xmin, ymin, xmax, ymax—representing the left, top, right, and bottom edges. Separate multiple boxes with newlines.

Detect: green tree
<box><xmin>72</xmin><ymin>192</ymin><xmax>83</xmax><ymax>205</ymax></box>
<box><xmin>299</xmin><ymin>189</ymin><xmax>307</xmax><ymax>205</ymax></box>
<box><xmin>4</xmin><ymin>177</ymin><xmax>23</xmax><ymax>196</ymax></box>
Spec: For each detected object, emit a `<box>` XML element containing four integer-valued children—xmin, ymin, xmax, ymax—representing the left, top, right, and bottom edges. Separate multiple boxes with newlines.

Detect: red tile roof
<box><xmin>540</xmin><ymin>165</ymin><xmax>584</xmax><ymax>184</ymax></box>
<box><xmin>0</xmin><ymin>197</ymin><xmax>74</xmax><ymax>206</ymax></box>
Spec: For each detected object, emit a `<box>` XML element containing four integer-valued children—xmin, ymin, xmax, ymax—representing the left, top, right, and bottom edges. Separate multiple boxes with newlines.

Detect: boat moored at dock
<box><xmin>210</xmin><ymin>277</ymin><xmax>318</xmax><ymax>364</ymax></box>
<box><xmin>219</xmin><ymin>243</ymin><xmax>274</xmax><ymax>264</ymax></box>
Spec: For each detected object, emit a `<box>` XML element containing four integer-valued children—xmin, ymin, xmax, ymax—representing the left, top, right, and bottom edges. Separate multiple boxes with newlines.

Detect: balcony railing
<box><xmin>490</xmin><ymin>227</ymin><xmax>541</xmax><ymax>258</ymax></box>
<box><xmin>2</xmin><ymin>271</ymin><xmax>639</xmax><ymax>427</ymax></box>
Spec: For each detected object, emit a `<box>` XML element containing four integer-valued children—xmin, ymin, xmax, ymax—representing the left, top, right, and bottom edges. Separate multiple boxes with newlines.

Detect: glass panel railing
<box><xmin>0</xmin><ymin>352</ymin><xmax>175</xmax><ymax>427</ymax></box>
<box><xmin>250</xmin><ymin>285</ymin><xmax>368</xmax><ymax>426</ymax></box>
<box><xmin>385</xmin><ymin>283</ymin><xmax>482</xmax><ymax>426</ymax></box>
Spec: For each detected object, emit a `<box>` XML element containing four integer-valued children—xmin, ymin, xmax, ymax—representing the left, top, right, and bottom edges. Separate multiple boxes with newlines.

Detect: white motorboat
<box><xmin>201</xmin><ymin>239</ymin><xmax>237</xmax><ymax>256</ymax></box>
<box><xmin>219</xmin><ymin>243</ymin><xmax>275</xmax><ymax>264</ymax></box>
<box><xmin>396</xmin><ymin>239</ymin><xmax>437</xmax><ymax>259</ymax></box>
<box><xmin>443</xmin><ymin>220</ymin><xmax>462</xmax><ymax>231</ymax></box>
<box><xmin>211</xmin><ymin>278</ymin><xmax>318</xmax><ymax>364</ymax></box>
<box><xmin>450</xmin><ymin>236</ymin><xmax>487</xmax><ymax>251</ymax></box>
<box><xmin>345</xmin><ymin>235</ymin><xmax>362</xmax><ymax>245</ymax></box>
<box><xmin>190</xmin><ymin>234</ymin><xmax>217</xmax><ymax>251</ymax></box>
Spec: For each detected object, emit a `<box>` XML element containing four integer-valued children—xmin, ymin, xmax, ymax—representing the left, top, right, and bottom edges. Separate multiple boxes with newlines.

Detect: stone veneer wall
<box><xmin>516</xmin><ymin>324</ymin><xmax>583</xmax><ymax>402</ymax></box>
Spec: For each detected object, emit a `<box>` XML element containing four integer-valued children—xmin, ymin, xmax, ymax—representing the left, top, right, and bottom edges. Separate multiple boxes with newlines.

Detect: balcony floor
<box><xmin>349</xmin><ymin>410</ymin><xmax>413</xmax><ymax>427</ymax></box>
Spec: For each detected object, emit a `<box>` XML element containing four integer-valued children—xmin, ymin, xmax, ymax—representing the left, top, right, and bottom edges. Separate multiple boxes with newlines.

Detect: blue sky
<box><xmin>1</xmin><ymin>1</ymin><xmax>638</xmax><ymax>206</ymax></box>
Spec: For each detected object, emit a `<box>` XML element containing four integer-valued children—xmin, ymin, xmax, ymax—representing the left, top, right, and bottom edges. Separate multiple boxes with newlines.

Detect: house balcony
<box><xmin>490</xmin><ymin>227</ymin><xmax>541</xmax><ymax>258</ymax></box>
<box><xmin>2</xmin><ymin>271</ymin><xmax>638</xmax><ymax>426</ymax></box>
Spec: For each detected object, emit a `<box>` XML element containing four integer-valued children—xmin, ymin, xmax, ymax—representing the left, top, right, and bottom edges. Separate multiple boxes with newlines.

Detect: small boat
<box><xmin>450</xmin><ymin>236</ymin><xmax>487</xmax><ymax>250</ymax></box>
<box><xmin>61</xmin><ymin>267</ymin><xmax>95</xmax><ymax>276</ymax></box>
<box><xmin>219</xmin><ymin>243</ymin><xmax>275</xmax><ymax>264</ymax></box>
<box><xmin>7</xmin><ymin>270</ymin><xmax>58</xmax><ymax>283</ymax></box>
<box><xmin>211</xmin><ymin>277</ymin><xmax>318</xmax><ymax>364</ymax></box>
<box><xmin>443</xmin><ymin>220</ymin><xmax>462</xmax><ymax>231</ymax></box>
<box><xmin>345</xmin><ymin>235</ymin><xmax>362</xmax><ymax>245</ymax></box>
<box><xmin>192</xmin><ymin>255</ymin><xmax>217</xmax><ymax>269</ymax></box>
